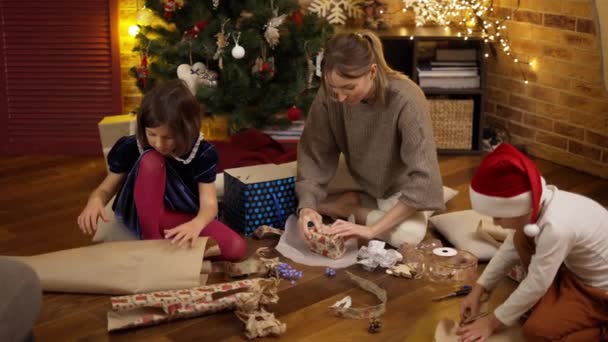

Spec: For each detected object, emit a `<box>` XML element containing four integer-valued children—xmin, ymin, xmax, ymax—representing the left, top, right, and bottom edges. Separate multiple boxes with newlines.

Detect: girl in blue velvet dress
<box><xmin>77</xmin><ymin>80</ymin><xmax>246</xmax><ymax>261</ymax></box>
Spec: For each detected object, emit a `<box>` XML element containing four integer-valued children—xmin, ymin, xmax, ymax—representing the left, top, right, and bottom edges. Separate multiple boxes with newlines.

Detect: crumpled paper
<box><xmin>275</xmin><ymin>215</ymin><xmax>359</xmax><ymax>268</ymax></box>
<box><xmin>357</xmin><ymin>240</ymin><xmax>403</xmax><ymax>271</ymax></box>
<box><xmin>330</xmin><ymin>272</ymin><xmax>387</xmax><ymax>319</ymax></box>
<box><xmin>212</xmin><ymin>247</ymin><xmax>280</xmax><ymax>278</ymax></box>
<box><xmin>108</xmin><ymin>277</ymin><xmax>285</xmax><ymax>339</ymax></box>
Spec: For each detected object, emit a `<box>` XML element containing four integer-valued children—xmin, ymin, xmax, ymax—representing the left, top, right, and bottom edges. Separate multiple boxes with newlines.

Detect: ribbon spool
<box><xmin>426</xmin><ymin>248</ymin><xmax>478</xmax><ymax>283</ymax></box>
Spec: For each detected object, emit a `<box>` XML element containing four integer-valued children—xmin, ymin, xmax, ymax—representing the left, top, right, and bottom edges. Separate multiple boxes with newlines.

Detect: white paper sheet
<box><xmin>275</xmin><ymin>215</ymin><xmax>358</xmax><ymax>268</ymax></box>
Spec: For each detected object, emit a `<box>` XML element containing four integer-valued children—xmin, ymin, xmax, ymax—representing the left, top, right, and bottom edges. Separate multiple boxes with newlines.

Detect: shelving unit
<box><xmin>338</xmin><ymin>26</ymin><xmax>486</xmax><ymax>154</ymax></box>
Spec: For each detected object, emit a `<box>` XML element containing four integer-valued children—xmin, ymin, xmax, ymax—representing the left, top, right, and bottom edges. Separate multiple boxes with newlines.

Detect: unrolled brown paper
<box><xmin>3</xmin><ymin>237</ymin><xmax>220</xmax><ymax>295</ymax></box>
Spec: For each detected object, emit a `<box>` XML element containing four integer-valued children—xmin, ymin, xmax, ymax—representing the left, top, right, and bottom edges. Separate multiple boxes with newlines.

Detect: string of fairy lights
<box><xmin>397</xmin><ymin>0</ymin><xmax>535</xmax><ymax>84</ymax></box>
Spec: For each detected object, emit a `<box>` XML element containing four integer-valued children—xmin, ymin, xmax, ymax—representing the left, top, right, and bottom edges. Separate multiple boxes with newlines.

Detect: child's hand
<box><xmin>77</xmin><ymin>198</ymin><xmax>108</xmax><ymax>235</ymax></box>
<box><xmin>459</xmin><ymin>286</ymin><xmax>484</xmax><ymax>321</ymax></box>
<box><xmin>456</xmin><ymin>314</ymin><xmax>503</xmax><ymax>342</ymax></box>
<box><xmin>164</xmin><ymin>221</ymin><xmax>203</xmax><ymax>248</ymax></box>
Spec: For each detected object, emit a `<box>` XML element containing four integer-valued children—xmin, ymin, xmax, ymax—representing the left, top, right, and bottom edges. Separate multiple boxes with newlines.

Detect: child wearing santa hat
<box><xmin>457</xmin><ymin>144</ymin><xmax>608</xmax><ymax>342</ymax></box>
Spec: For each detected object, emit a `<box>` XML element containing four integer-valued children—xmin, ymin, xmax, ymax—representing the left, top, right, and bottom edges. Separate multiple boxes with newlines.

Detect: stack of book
<box><xmin>417</xmin><ymin>49</ymin><xmax>480</xmax><ymax>89</ymax></box>
<box><xmin>261</xmin><ymin>120</ymin><xmax>304</xmax><ymax>143</ymax></box>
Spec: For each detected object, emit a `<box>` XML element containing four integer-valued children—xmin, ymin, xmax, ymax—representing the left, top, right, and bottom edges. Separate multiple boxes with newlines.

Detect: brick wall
<box><xmin>486</xmin><ymin>0</ymin><xmax>608</xmax><ymax>178</ymax></box>
<box><xmin>118</xmin><ymin>0</ymin><xmax>608</xmax><ymax>177</ymax></box>
<box><xmin>118</xmin><ymin>0</ymin><xmax>143</xmax><ymax>115</ymax></box>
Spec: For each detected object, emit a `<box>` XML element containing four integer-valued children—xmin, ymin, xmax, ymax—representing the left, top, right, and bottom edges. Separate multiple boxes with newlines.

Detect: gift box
<box><xmin>98</xmin><ymin>114</ymin><xmax>137</xmax><ymax>170</ymax></box>
<box><xmin>222</xmin><ymin>163</ymin><xmax>297</xmax><ymax>236</ymax></box>
<box><xmin>308</xmin><ymin>228</ymin><xmax>346</xmax><ymax>259</ymax></box>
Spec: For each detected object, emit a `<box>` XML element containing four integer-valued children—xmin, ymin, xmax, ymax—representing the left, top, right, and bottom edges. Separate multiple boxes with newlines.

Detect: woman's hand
<box><xmin>325</xmin><ymin>219</ymin><xmax>375</xmax><ymax>240</ymax></box>
<box><xmin>456</xmin><ymin>314</ymin><xmax>504</xmax><ymax>342</ymax></box>
<box><xmin>297</xmin><ymin>208</ymin><xmax>323</xmax><ymax>240</ymax></box>
<box><xmin>164</xmin><ymin>221</ymin><xmax>203</xmax><ymax>248</ymax></box>
<box><xmin>77</xmin><ymin>197</ymin><xmax>108</xmax><ymax>235</ymax></box>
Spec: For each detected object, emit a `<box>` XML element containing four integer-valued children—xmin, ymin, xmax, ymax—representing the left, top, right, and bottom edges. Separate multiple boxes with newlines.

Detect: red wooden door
<box><xmin>0</xmin><ymin>0</ymin><xmax>122</xmax><ymax>154</ymax></box>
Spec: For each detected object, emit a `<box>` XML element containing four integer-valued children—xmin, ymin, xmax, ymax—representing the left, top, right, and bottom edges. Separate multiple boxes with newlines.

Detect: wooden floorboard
<box><xmin>1</xmin><ymin>154</ymin><xmax>606</xmax><ymax>341</ymax></box>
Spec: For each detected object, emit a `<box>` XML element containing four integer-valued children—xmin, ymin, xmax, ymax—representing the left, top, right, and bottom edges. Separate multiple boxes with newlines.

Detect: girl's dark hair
<box><xmin>136</xmin><ymin>79</ymin><xmax>202</xmax><ymax>156</ymax></box>
<box><xmin>321</xmin><ymin>30</ymin><xmax>407</xmax><ymax>106</ymax></box>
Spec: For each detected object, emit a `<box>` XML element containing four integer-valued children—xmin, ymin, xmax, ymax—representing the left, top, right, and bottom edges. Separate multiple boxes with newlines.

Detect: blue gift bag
<box><xmin>222</xmin><ymin>163</ymin><xmax>297</xmax><ymax>236</ymax></box>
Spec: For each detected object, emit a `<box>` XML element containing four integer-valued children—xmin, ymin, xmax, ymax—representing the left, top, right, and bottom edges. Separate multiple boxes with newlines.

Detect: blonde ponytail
<box><xmin>321</xmin><ymin>30</ymin><xmax>407</xmax><ymax>106</ymax></box>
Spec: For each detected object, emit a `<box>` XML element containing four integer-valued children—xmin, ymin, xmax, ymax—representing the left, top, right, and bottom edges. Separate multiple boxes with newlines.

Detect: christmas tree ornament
<box><xmin>307</xmin><ymin>57</ymin><xmax>315</xmax><ymax>89</ymax></box>
<box><xmin>177</xmin><ymin>62</ymin><xmax>218</xmax><ymax>95</ymax></box>
<box><xmin>315</xmin><ymin>49</ymin><xmax>324</xmax><ymax>77</ymax></box>
<box><xmin>231</xmin><ymin>32</ymin><xmax>245</xmax><ymax>59</ymax></box>
<box><xmin>287</xmin><ymin>106</ymin><xmax>302</xmax><ymax>121</ymax></box>
<box><xmin>136</xmin><ymin>7</ymin><xmax>154</xmax><ymax>26</ymax></box>
<box><xmin>212</xmin><ymin>0</ymin><xmax>220</xmax><ymax>10</ymax></box>
<box><xmin>136</xmin><ymin>54</ymin><xmax>149</xmax><ymax>89</ymax></box>
<box><xmin>214</xmin><ymin>19</ymin><xmax>231</xmax><ymax>69</ymax></box>
<box><xmin>359</xmin><ymin>0</ymin><xmax>389</xmax><ymax>30</ymax></box>
<box><xmin>290</xmin><ymin>10</ymin><xmax>304</xmax><ymax>26</ymax></box>
<box><xmin>308</xmin><ymin>0</ymin><xmax>364</xmax><ymax>25</ymax></box>
<box><xmin>163</xmin><ymin>0</ymin><xmax>182</xmax><ymax>20</ymax></box>
<box><xmin>304</xmin><ymin>43</ymin><xmax>316</xmax><ymax>89</ymax></box>
<box><xmin>184</xmin><ymin>20</ymin><xmax>208</xmax><ymax>38</ymax></box>
<box><xmin>264</xmin><ymin>7</ymin><xmax>287</xmax><ymax>48</ymax></box>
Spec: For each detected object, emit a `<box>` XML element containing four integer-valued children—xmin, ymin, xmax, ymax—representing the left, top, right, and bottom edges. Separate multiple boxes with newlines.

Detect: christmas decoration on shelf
<box><xmin>401</xmin><ymin>0</ymin><xmax>534</xmax><ymax>84</ymax></box>
<box><xmin>309</xmin><ymin>0</ymin><xmax>365</xmax><ymax>25</ymax></box>
<box><xmin>130</xmin><ymin>0</ymin><xmax>334</xmax><ymax>132</ymax></box>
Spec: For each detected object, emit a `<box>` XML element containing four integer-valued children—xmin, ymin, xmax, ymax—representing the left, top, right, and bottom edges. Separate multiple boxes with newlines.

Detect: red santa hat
<box><xmin>469</xmin><ymin>144</ymin><xmax>545</xmax><ymax>237</ymax></box>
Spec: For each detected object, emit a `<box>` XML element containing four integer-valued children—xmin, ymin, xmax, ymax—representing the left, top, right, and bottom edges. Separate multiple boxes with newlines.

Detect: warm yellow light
<box><xmin>514</xmin><ymin>58</ymin><xmax>518</xmax><ymax>63</ymax></box>
<box><xmin>529</xmin><ymin>59</ymin><xmax>538</xmax><ymax>70</ymax></box>
<box><xmin>524</xmin><ymin>80</ymin><xmax>529</xmax><ymax>84</ymax></box>
<box><xmin>402</xmin><ymin>8</ymin><xmax>407</xmax><ymax>12</ymax></box>
<box><xmin>484</xmin><ymin>53</ymin><xmax>489</xmax><ymax>58</ymax></box>
<box><xmin>128</xmin><ymin>25</ymin><xmax>140</xmax><ymax>37</ymax></box>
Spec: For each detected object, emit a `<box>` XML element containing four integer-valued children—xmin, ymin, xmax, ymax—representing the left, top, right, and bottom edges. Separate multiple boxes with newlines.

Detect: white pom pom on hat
<box><xmin>469</xmin><ymin>144</ymin><xmax>545</xmax><ymax>237</ymax></box>
<box><xmin>523</xmin><ymin>223</ymin><xmax>541</xmax><ymax>237</ymax></box>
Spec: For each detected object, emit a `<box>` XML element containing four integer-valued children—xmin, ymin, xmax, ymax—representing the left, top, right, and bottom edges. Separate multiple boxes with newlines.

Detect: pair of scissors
<box><xmin>431</xmin><ymin>285</ymin><xmax>472</xmax><ymax>301</ymax></box>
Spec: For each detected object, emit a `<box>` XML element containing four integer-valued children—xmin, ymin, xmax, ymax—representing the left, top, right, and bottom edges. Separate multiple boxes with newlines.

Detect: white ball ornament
<box><xmin>232</xmin><ymin>44</ymin><xmax>245</xmax><ymax>59</ymax></box>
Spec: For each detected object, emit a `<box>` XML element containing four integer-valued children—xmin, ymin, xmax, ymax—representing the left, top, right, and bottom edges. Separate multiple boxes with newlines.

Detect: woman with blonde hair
<box><xmin>296</xmin><ymin>30</ymin><xmax>444</xmax><ymax>247</ymax></box>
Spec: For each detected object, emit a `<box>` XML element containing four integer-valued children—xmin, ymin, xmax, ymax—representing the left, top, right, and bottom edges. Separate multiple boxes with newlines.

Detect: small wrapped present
<box><xmin>308</xmin><ymin>227</ymin><xmax>346</xmax><ymax>260</ymax></box>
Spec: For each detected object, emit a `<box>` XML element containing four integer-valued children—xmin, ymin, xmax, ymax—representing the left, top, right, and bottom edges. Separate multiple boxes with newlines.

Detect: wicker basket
<box><xmin>428</xmin><ymin>99</ymin><xmax>474</xmax><ymax>150</ymax></box>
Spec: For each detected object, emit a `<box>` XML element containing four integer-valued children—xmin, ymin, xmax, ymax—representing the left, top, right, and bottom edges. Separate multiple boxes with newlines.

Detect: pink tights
<box><xmin>133</xmin><ymin>151</ymin><xmax>247</xmax><ymax>262</ymax></box>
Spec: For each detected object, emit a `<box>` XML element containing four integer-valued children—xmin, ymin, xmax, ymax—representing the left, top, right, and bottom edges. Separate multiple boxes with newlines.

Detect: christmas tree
<box><xmin>130</xmin><ymin>0</ymin><xmax>334</xmax><ymax>132</ymax></box>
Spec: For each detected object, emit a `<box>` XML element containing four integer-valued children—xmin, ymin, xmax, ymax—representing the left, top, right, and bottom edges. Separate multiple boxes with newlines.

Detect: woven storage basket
<box><xmin>428</xmin><ymin>99</ymin><xmax>474</xmax><ymax>150</ymax></box>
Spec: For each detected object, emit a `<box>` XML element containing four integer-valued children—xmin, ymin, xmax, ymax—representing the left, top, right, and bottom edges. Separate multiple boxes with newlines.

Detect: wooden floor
<box><xmin>1</xmin><ymin>154</ymin><xmax>607</xmax><ymax>341</ymax></box>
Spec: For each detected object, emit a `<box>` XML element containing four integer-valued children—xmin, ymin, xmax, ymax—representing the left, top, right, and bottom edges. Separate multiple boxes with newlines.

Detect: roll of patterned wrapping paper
<box><xmin>426</xmin><ymin>248</ymin><xmax>478</xmax><ymax>283</ymax></box>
